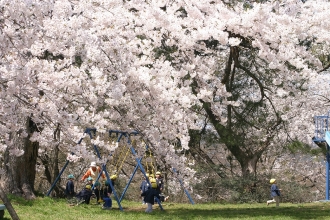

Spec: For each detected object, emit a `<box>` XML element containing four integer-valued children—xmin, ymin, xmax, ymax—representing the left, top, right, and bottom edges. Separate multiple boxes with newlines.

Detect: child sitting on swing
<box><xmin>141</xmin><ymin>178</ymin><xmax>161</xmax><ymax>213</ymax></box>
<box><xmin>93</xmin><ymin>181</ymin><xmax>103</xmax><ymax>204</ymax></box>
<box><xmin>102</xmin><ymin>175</ymin><xmax>117</xmax><ymax>210</ymax></box>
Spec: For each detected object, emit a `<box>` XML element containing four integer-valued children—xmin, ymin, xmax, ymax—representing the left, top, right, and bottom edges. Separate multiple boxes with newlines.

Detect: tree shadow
<box><xmin>159</xmin><ymin>205</ymin><xmax>330</xmax><ymax>220</ymax></box>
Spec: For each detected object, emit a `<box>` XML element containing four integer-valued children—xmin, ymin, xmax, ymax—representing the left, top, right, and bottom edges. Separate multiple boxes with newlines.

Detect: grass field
<box><xmin>2</xmin><ymin>196</ymin><xmax>330</xmax><ymax>220</ymax></box>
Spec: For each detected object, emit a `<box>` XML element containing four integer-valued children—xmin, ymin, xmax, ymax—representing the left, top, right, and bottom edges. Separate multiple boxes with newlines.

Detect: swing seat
<box><xmin>0</xmin><ymin>204</ymin><xmax>6</xmax><ymax>219</ymax></box>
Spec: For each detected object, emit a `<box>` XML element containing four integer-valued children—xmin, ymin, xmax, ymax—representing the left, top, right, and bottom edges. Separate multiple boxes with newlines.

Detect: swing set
<box><xmin>46</xmin><ymin>128</ymin><xmax>194</xmax><ymax>211</ymax></box>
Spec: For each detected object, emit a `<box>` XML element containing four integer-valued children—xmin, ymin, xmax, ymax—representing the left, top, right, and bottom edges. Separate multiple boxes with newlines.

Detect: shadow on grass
<box><xmin>159</xmin><ymin>205</ymin><xmax>330</xmax><ymax>220</ymax></box>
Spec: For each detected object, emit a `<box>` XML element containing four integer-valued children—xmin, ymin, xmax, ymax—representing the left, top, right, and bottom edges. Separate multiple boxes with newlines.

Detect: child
<box><xmin>94</xmin><ymin>181</ymin><xmax>103</xmax><ymax>204</ymax></box>
<box><xmin>155</xmin><ymin>171</ymin><xmax>164</xmax><ymax>193</ymax></box>
<box><xmin>140</xmin><ymin>174</ymin><xmax>150</xmax><ymax>204</ymax></box>
<box><xmin>155</xmin><ymin>172</ymin><xmax>169</xmax><ymax>202</ymax></box>
<box><xmin>141</xmin><ymin>178</ymin><xmax>160</xmax><ymax>213</ymax></box>
<box><xmin>267</xmin><ymin>178</ymin><xmax>281</xmax><ymax>207</ymax></box>
<box><xmin>102</xmin><ymin>175</ymin><xmax>116</xmax><ymax>210</ymax></box>
<box><xmin>87</xmin><ymin>176</ymin><xmax>93</xmax><ymax>186</ymax></box>
<box><xmin>65</xmin><ymin>174</ymin><xmax>75</xmax><ymax>202</ymax></box>
<box><xmin>76</xmin><ymin>184</ymin><xmax>93</xmax><ymax>204</ymax></box>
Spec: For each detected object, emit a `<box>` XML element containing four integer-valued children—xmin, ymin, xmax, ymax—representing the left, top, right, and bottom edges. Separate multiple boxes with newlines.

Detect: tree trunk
<box><xmin>199</xmin><ymin>100</ymin><xmax>267</xmax><ymax>177</ymax></box>
<box><xmin>39</xmin><ymin>124</ymin><xmax>62</xmax><ymax>196</ymax></box>
<box><xmin>188</xmin><ymin>129</ymin><xmax>225</xmax><ymax>177</ymax></box>
<box><xmin>52</xmin><ymin>126</ymin><xmax>61</xmax><ymax>195</ymax></box>
<box><xmin>3</xmin><ymin>117</ymin><xmax>39</xmax><ymax>199</ymax></box>
<box><xmin>239</xmin><ymin>153</ymin><xmax>260</xmax><ymax>178</ymax></box>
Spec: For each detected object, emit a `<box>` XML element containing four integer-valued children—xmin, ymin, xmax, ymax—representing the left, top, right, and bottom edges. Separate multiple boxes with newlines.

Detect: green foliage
<box><xmin>136</xmin><ymin>35</ymin><xmax>147</xmax><ymax>40</ymax></box>
<box><xmin>39</xmin><ymin>50</ymin><xmax>64</xmax><ymax>61</ymax></box>
<box><xmin>312</xmin><ymin>141</ymin><xmax>327</xmax><ymax>156</ymax></box>
<box><xmin>153</xmin><ymin>45</ymin><xmax>178</xmax><ymax>61</ymax></box>
<box><xmin>74</xmin><ymin>55</ymin><xmax>83</xmax><ymax>67</ymax></box>
<box><xmin>310</xmin><ymin>41</ymin><xmax>330</xmax><ymax>71</ymax></box>
<box><xmin>216</xmin><ymin>175</ymin><xmax>269</xmax><ymax>204</ymax></box>
<box><xmin>280</xmin><ymin>181</ymin><xmax>315</xmax><ymax>203</ymax></box>
<box><xmin>285</xmin><ymin>140</ymin><xmax>324</xmax><ymax>156</ymax></box>
<box><xmin>193</xmin><ymin>171</ymin><xmax>319</xmax><ymax>205</ymax></box>
<box><xmin>310</xmin><ymin>147</ymin><xmax>326</xmax><ymax>156</ymax></box>
<box><xmin>4</xmin><ymin>195</ymin><xmax>330</xmax><ymax>220</ymax></box>
<box><xmin>285</xmin><ymin>140</ymin><xmax>311</xmax><ymax>154</ymax></box>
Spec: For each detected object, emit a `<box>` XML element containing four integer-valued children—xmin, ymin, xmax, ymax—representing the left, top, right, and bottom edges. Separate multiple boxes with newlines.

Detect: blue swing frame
<box><xmin>47</xmin><ymin>128</ymin><xmax>195</xmax><ymax>209</ymax></box>
<box><xmin>312</xmin><ymin>112</ymin><xmax>330</xmax><ymax>200</ymax></box>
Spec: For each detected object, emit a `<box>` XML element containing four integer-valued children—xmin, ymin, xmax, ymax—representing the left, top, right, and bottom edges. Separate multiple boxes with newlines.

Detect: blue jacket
<box><xmin>103</xmin><ymin>181</ymin><xmax>115</xmax><ymax>198</ymax></box>
<box><xmin>65</xmin><ymin>180</ymin><xmax>75</xmax><ymax>195</ymax></box>
<box><xmin>140</xmin><ymin>180</ymin><xmax>150</xmax><ymax>193</ymax></box>
<box><xmin>270</xmin><ymin>184</ymin><xmax>280</xmax><ymax>197</ymax></box>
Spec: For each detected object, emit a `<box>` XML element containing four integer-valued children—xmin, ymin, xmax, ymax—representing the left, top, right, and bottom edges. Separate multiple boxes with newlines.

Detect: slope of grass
<box><xmin>2</xmin><ymin>196</ymin><xmax>330</xmax><ymax>220</ymax></box>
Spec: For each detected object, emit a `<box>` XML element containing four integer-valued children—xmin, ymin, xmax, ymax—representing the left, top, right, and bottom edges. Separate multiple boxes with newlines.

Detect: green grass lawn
<box><xmin>3</xmin><ymin>196</ymin><xmax>330</xmax><ymax>220</ymax></box>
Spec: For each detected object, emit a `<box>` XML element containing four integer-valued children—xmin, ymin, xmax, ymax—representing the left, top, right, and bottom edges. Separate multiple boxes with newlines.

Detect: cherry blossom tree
<box><xmin>1</xmin><ymin>0</ymin><xmax>330</xmax><ymax>198</ymax></box>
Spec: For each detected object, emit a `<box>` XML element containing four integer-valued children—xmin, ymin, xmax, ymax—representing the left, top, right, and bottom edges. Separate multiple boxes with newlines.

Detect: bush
<box><xmin>193</xmin><ymin>173</ymin><xmax>321</xmax><ymax>204</ymax></box>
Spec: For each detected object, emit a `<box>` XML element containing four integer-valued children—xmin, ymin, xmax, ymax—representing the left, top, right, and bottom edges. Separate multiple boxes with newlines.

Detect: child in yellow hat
<box><xmin>267</xmin><ymin>179</ymin><xmax>281</xmax><ymax>207</ymax></box>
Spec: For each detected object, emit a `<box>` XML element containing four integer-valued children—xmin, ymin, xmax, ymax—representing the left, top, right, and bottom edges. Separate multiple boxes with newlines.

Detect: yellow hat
<box><xmin>110</xmin><ymin>174</ymin><xmax>117</xmax><ymax>180</ymax></box>
<box><xmin>156</xmin><ymin>171</ymin><xmax>161</xmax><ymax>175</ymax></box>
<box><xmin>85</xmin><ymin>184</ymin><xmax>92</xmax><ymax>190</ymax></box>
<box><xmin>270</xmin><ymin>179</ymin><xmax>276</xmax><ymax>184</ymax></box>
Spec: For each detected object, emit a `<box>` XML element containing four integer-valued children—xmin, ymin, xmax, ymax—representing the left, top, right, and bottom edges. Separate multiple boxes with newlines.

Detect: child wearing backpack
<box><xmin>141</xmin><ymin>178</ymin><xmax>160</xmax><ymax>213</ymax></box>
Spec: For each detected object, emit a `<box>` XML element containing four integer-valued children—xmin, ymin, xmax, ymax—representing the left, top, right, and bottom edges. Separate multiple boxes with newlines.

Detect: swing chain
<box><xmin>115</xmin><ymin>146</ymin><xmax>130</xmax><ymax>174</ymax></box>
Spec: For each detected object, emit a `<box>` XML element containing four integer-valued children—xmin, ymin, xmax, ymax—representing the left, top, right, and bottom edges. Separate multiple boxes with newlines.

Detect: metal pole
<box><xmin>102</xmin><ymin>164</ymin><xmax>123</xmax><ymax>211</ymax></box>
<box><xmin>327</xmin><ymin>144</ymin><xmax>330</xmax><ymax>200</ymax></box>
<box><xmin>46</xmin><ymin>160</ymin><xmax>70</xmax><ymax>196</ymax></box>
<box><xmin>93</xmin><ymin>145</ymin><xmax>102</xmax><ymax>159</ymax></box>
<box><xmin>327</xmin><ymin>117</ymin><xmax>330</xmax><ymax>200</ymax></box>
<box><xmin>119</xmin><ymin>159</ymin><xmax>141</xmax><ymax>202</ymax></box>
<box><xmin>325</xmin><ymin>130</ymin><xmax>330</xmax><ymax>200</ymax></box>
<box><xmin>172</xmin><ymin>168</ymin><xmax>195</xmax><ymax>204</ymax></box>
